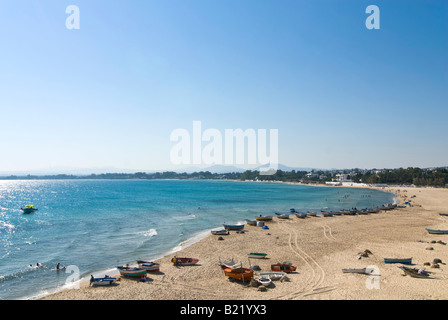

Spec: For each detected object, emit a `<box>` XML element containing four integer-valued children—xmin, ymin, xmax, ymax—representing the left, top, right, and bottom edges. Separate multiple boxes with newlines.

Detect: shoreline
<box><xmin>37</xmin><ymin>184</ymin><xmax>447</xmax><ymax>301</ymax></box>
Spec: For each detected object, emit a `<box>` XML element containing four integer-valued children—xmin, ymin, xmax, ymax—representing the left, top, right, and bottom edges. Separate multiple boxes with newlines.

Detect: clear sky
<box><xmin>0</xmin><ymin>0</ymin><xmax>446</xmax><ymax>173</ymax></box>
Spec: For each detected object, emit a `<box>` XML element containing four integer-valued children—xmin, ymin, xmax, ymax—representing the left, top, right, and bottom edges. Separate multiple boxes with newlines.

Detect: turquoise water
<box><xmin>0</xmin><ymin>180</ymin><xmax>394</xmax><ymax>300</ymax></box>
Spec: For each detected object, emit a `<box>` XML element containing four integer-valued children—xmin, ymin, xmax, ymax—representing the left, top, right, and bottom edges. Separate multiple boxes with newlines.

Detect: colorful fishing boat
<box><xmin>223</xmin><ymin>224</ymin><xmax>245</xmax><ymax>231</ymax></box>
<box><xmin>171</xmin><ymin>257</ymin><xmax>199</xmax><ymax>266</ymax></box>
<box><xmin>426</xmin><ymin>228</ymin><xmax>448</xmax><ymax>235</ymax></box>
<box><xmin>321</xmin><ymin>211</ymin><xmax>333</xmax><ymax>217</ymax></box>
<box><xmin>137</xmin><ymin>261</ymin><xmax>160</xmax><ymax>272</ymax></box>
<box><xmin>384</xmin><ymin>258</ymin><xmax>412</xmax><ymax>265</ymax></box>
<box><xmin>245</xmin><ymin>219</ymin><xmax>257</xmax><ymax>226</ymax></box>
<box><xmin>341</xmin><ymin>209</ymin><xmax>356</xmax><ymax>215</ymax></box>
<box><xmin>223</xmin><ymin>267</ymin><xmax>254</xmax><ymax>282</ymax></box>
<box><xmin>90</xmin><ymin>275</ymin><xmax>117</xmax><ymax>286</ymax></box>
<box><xmin>255</xmin><ymin>216</ymin><xmax>273</xmax><ymax>221</ymax></box>
<box><xmin>116</xmin><ymin>266</ymin><xmax>147</xmax><ymax>277</ymax></box>
<box><xmin>248</xmin><ymin>252</ymin><xmax>268</xmax><ymax>259</ymax></box>
<box><xmin>271</xmin><ymin>263</ymin><xmax>296</xmax><ymax>273</ymax></box>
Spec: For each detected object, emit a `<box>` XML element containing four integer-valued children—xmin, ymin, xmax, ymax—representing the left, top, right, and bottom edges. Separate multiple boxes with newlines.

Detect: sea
<box><xmin>0</xmin><ymin>179</ymin><xmax>395</xmax><ymax>300</ymax></box>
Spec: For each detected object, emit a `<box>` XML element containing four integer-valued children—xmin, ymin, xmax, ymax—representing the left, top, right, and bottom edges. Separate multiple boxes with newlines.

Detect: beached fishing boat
<box><xmin>116</xmin><ymin>266</ymin><xmax>147</xmax><ymax>277</ymax></box>
<box><xmin>340</xmin><ymin>209</ymin><xmax>356</xmax><ymax>215</ymax></box>
<box><xmin>295</xmin><ymin>212</ymin><xmax>307</xmax><ymax>219</ymax></box>
<box><xmin>258</xmin><ymin>276</ymin><xmax>272</xmax><ymax>287</ymax></box>
<box><xmin>137</xmin><ymin>261</ymin><xmax>160</xmax><ymax>272</ymax></box>
<box><xmin>255</xmin><ymin>216</ymin><xmax>273</xmax><ymax>221</ymax></box>
<box><xmin>271</xmin><ymin>263</ymin><xmax>296</xmax><ymax>273</ymax></box>
<box><xmin>384</xmin><ymin>258</ymin><xmax>412</xmax><ymax>265</ymax></box>
<box><xmin>223</xmin><ymin>224</ymin><xmax>245</xmax><ymax>231</ymax></box>
<box><xmin>219</xmin><ymin>259</ymin><xmax>242</xmax><ymax>270</ymax></box>
<box><xmin>259</xmin><ymin>272</ymin><xmax>287</xmax><ymax>281</ymax></box>
<box><xmin>367</xmin><ymin>208</ymin><xmax>380</xmax><ymax>214</ymax></box>
<box><xmin>275</xmin><ymin>213</ymin><xmax>290</xmax><ymax>219</ymax></box>
<box><xmin>90</xmin><ymin>275</ymin><xmax>117</xmax><ymax>286</ymax></box>
<box><xmin>306</xmin><ymin>211</ymin><xmax>317</xmax><ymax>217</ymax></box>
<box><xmin>211</xmin><ymin>229</ymin><xmax>229</xmax><ymax>235</ymax></box>
<box><xmin>224</xmin><ymin>267</ymin><xmax>254</xmax><ymax>282</ymax></box>
<box><xmin>245</xmin><ymin>219</ymin><xmax>257</xmax><ymax>226</ymax></box>
<box><xmin>426</xmin><ymin>228</ymin><xmax>448</xmax><ymax>235</ymax></box>
<box><xmin>342</xmin><ymin>268</ymin><xmax>372</xmax><ymax>274</ymax></box>
<box><xmin>439</xmin><ymin>213</ymin><xmax>448</xmax><ymax>217</ymax></box>
<box><xmin>248</xmin><ymin>252</ymin><xmax>268</xmax><ymax>259</ymax></box>
<box><xmin>321</xmin><ymin>211</ymin><xmax>333</xmax><ymax>217</ymax></box>
<box><xmin>171</xmin><ymin>257</ymin><xmax>199</xmax><ymax>266</ymax></box>
<box><xmin>21</xmin><ymin>205</ymin><xmax>38</xmax><ymax>214</ymax></box>
<box><xmin>399</xmin><ymin>266</ymin><xmax>431</xmax><ymax>279</ymax></box>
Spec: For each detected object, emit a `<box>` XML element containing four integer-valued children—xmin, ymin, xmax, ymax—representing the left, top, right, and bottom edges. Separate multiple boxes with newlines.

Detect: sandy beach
<box><xmin>41</xmin><ymin>186</ymin><xmax>448</xmax><ymax>300</ymax></box>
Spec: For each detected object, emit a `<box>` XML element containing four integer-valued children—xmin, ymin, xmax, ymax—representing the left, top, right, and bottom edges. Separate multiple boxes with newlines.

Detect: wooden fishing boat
<box><xmin>358</xmin><ymin>209</ymin><xmax>369</xmax><ymax>215</ymax></box>
<box><xmin>245</xmin><ymin>219</ymin><xmax>257</xmax><ymax>226</ymax></box>
<box><xmin>367</xmin><ymin>208</ymin><xmax>380</xmax><ymax>214</ymax></box>
<box><xmin>248</xmin><ymin>252</ymin><xmax>268</xmax><ymax>259</ymax></box>
<box><xmin>90</xmin><ymin>275</ymin><xmax>117</xmax><ymax>286</ymax></box>
<box><xmin>271</xmin><ymin>263</ymin><xmax>296</xmax><ymax>273</ymax></box>
<box><xmin>255</xmin><ymin>216</ymin><xmax>273</xmax><ymax>221</ymax></box>
<box><xmin>306</xmin><ymin>211</ymin><xmax>317</xmax><ymax>217</ymax></box>
<box><xmin>399</xmin><ymin>266</ymin><xmax>431</xmax><ymax>279</ymax></box>
<box><xmin>341</xmin><ymin>210</ymin><xmax>356</xmax><ymax>215</ymax></box>
<box><xmin>211</xmin><ymin>229</ymin><xmax>229</xmax><ymax>235</ymax></box>
<box><xmin>137</xmin><ymin>261</ymin><xmax>160</xmax><ymax>272</ymax></box>
<box><xmin>171</xmin><ymin>257</ymin><xmax>199</xmax><ymax>266</ymax></box>
<box><xmin>321</xmin><ymin>211</ymin><xmax>333</xmax><ymax>217</ymax></box>
<box><xmin>342</xmin><ymin>268</ymin><xmax>372</xmax><ymax>274</ymax></box>
<box><xmin>259</xmin><ymin>272</ymin><xmax>287</xmax><ymax>281</ymax></box>
<box><xmin>295</xmin><ymin>212</ymin><xmax>307</xmax><ymax>219</ymax></box>
<box><xmin>219</xmin><ymin>259</ymin><xmax>242</xmax><ymax>270</ymax></box>
<box><xmin>275</xmin><ymin>213</ymin><xmax>290</xmax><ymax>219</ymax></box>
<box><xmin>258</xmin><ymin>276</ymin><xmax>272</xmax><ymax>287</ymax></box>
<box><xmin>116</xmin><ymin>266</ymin><xmax>147</xmax><ymax>277</ymax></box>
<box><xmin>426</xmin><ymin>228</ymin><xmax>448</xmax><ymax>235</ymax></box>
<box><xmin>384</xmin><ymin>258</ymin><xmax>412</xmax><ymax>265</ymax></box>
<box><xmin>224</xmin><ymin>267</ymin><xmax>254</xmax><ymax>282</ymax></box>
<box><xmin>223</xmin><ymin>224</ymin><xmax>245</xmax><ymax>231</ymax></box>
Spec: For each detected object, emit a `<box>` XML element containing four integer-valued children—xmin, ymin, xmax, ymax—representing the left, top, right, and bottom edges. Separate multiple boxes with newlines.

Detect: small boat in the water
<box><xmin>224</xmin><ymin>267</ymin><xmax>254</xmax><ymax>282</ymax></box>
<box><xmin>116</xmin><ymin>266</ymin><xmax>147</xmax><ymax>277</ymax></box>
<box><xmin>172</xmin><ymin>257</ymin><xmax>199</xmax><ymax>266</ymax></box>
<box><xmin>426</xmin><ymin>228</ymin><xmax>448</xmax><ymax>235</ymax></box>
<box><xmin>90</xmin><ymin>275</ymin><xmax>118</xmax><ymax>286</ymax></box>
<box><xmin>21</xmin><ymin>205</ymin><xmax>38</xmax><ymax>214</ymax></box>
<box><xmin>137</xmin><ymin>261</ymin><xmax>160</xmax><ymax>272</ymax></box>
<box><xmin>248</xmin><ymin>252</ymin><xmax>268</xmax><ymax>259</ymax></box>
<box><xmin>384</xmin><ymin>258</ymin><xmax>412</xmax><ymax>265</ymax></box>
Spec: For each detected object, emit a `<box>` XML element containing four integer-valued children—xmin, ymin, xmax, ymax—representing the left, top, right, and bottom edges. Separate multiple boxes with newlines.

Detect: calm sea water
<box><xmin>0</xmin><ymin>180</ymin><xmax>394</xmax><ymax>300</ymax></box>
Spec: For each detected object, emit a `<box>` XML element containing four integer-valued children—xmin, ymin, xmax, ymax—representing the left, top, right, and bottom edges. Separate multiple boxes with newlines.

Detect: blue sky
<box><xmin>0</xmin><ymin>0</ymin><xmax>446</xmax><ymax>173</ymax></box>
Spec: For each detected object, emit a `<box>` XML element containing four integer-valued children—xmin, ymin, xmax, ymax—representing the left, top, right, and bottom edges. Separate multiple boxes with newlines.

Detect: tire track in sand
<box><xmin>274</xmin><ymin>221</ymin><xmax>329</xmax><ymax>299</ymax></box>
